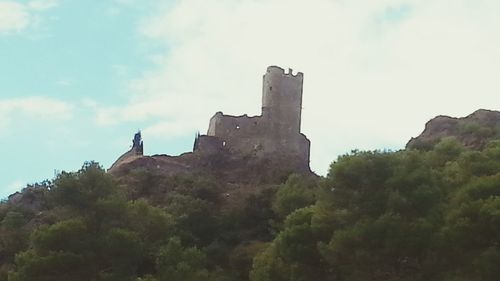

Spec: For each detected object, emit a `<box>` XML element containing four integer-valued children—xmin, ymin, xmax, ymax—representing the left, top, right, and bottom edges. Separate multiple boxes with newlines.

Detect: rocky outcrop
<box><xmin>4</xmin><ymin>184</ymin><xmax>49</xmax><ymax>216</ymax></box>
<box><xmin>109</xmin><ymin>131</ymin><xmax>143</xmax><ymax>171</ymax></box>
<box><xmin>407</xmin><ymin>109</ymin><xmax>500</xmax><ymax>150</ymax></box>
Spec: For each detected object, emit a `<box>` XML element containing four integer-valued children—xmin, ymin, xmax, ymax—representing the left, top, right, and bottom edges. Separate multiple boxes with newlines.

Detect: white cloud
<box><xmin>0</xmin><ymin>0</ymin><xmax>58</xmax><ymax>34</ymax></box>
<box><xmin>81</xmin><ymin>98</ymin><xmax>98</xmax><ymax>109</ymax></box>
<box><xmin>143</xmin><ymin>120</ymin><xmax>200</xmax><ymax>140</ymax></box>
<box><xmin>28</xmin><ymin>0</ymin><xmax>58</xmax><ymax>11</ymax></box>
<box><xmin>102</xmin><ymin>0</ymin><xmax>500</xmax><ymax>174</ymax></box>
<box><xmin>0</xmin><ymin>1</ymin><xmax>30</xmax><ymax>32</ymax></box>
<box><xmin>0</xmin><ymin>97</ymin><xmax>73</xmax><ymax>129</ymax></box>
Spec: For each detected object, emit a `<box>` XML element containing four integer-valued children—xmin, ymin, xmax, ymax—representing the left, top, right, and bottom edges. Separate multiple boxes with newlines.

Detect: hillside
<box><xmin>407</xmin><ymin>109</ymin><xmax>500</xmax><ymax>150</ymax></box>
<box><xmin>1</xmin><ymin>110</ymin><xmax>499</xmax><ymax>281</ymax></box>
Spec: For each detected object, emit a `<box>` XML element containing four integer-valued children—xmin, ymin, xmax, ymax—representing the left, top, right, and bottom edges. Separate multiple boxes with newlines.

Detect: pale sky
<box><xmin>2</xmin><ymin>0</ymin><xmax>500</xmax><ymax>198</ymax></box>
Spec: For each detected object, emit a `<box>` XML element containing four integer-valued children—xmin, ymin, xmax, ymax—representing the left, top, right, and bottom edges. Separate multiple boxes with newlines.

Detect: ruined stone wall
<box><xmin>207</xmin><ymin>112</ymin><xmax>269</xmax><ymax>155</ymax></box>
<box><xmin>194</xmin><ymin>135</ymin><xmax>224</xmax><ymax>154</ymax></box>
<box><xmin>196</xmin><ymin>66</ymin><xmax>310</xmax><ymax>170</ymax></box>
<box><xmin>291</xmin><ymin>133</ymin><xmax>311</xmax><ymax>169</ymax></box>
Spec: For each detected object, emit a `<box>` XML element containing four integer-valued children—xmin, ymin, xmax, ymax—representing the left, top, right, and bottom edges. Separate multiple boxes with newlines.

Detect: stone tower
<box><xmin>194</xmin><ymin>65</ymin><xmax>310</xmax><ymax>172</ymax></box>
<box><xmin>262</xmin><ymin>66</ymin><xmax>304</xmax><ymax>136</ymax></box>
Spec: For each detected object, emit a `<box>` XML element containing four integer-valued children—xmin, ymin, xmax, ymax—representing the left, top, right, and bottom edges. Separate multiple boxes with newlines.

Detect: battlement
<box><xmin>266</xmin><ymin>65</ymin><xmax>304</xmax><ymax>79</ymax></box>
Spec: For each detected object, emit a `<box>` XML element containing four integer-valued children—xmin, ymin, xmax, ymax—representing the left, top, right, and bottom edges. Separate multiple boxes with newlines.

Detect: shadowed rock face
<box><xmin>407</xmin><ymin>109</ymin><xmax>500</xmax><ymax>150</ymax></box>
<box><xmin>7</xmin><ymin>187</ymin><xmax>47</xmax><ymax>212</ymax></box>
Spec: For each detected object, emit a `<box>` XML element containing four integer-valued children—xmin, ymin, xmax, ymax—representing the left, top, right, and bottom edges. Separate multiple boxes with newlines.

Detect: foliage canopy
<box><xmin>1</xmin><ymin>139</ymin><xmax>500</xmax><ymax>281</ymax></box>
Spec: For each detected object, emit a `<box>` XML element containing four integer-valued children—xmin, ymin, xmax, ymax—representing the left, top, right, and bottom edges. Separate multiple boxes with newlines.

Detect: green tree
<box><xmin>251</xmin><ymin>207</ymin><xmax>333</xmax><ymax>281</ymax></box>
<box><xmin>8</xmin><ymin>163</ymin><xmax>148</xmax><ymax>281</ymax></box>
<box><xmin>156</xmin><ymin>237</ymin><xmax>209</xmax><ymax>281</ymax></box>
<box><xmin>273</xmin><ymin>174</ymin><xmax>317</xmax><ymax>218</ymax></box>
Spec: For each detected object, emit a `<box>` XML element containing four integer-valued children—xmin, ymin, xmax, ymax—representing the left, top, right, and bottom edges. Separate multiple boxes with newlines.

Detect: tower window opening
<box><xmin>269</xmin><ymin>86</ymin><xmax>272</xmax><ymax>91</ymax></box>
<box><xmin>222</xmin><ymin>141</ymin><xmax>226</xmax><ymax>147</ymax></box>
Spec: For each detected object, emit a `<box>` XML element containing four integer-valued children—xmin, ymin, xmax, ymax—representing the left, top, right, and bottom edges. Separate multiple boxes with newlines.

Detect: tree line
<box><xmin>1</xmin><ymin>137</ymin><xmax>499</xmax><ymax>280</ymax></box>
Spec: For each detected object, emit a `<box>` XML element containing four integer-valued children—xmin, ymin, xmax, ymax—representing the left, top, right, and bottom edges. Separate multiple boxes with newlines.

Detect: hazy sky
<box><xmin>2</xmin><ymin>0</ymin><xmax>500</xmax><ymax>199</ymax></box>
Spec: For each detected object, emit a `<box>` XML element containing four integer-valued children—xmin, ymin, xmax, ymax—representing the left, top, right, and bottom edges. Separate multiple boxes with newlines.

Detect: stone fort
<box><xmin>110</xmin><ymin>65</ymin><xmax>311</xmax><ymax>175</ymax></box>
<box><xmin>194</xmin><ymin>66</ymin><xmax>310</xmax><ymax>167</ymax></box>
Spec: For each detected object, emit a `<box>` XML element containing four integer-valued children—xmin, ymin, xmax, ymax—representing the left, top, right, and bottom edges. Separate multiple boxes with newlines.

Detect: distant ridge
<box><xmin>407</xmin><ymin>109</ymin><xmax>500</xmax><ymax>150</ymax></box>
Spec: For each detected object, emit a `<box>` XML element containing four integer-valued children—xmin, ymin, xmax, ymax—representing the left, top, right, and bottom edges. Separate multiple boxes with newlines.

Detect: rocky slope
<box><xmin>109</xmin><ymin>150</ymin><xmax>314</xmax><ymax>187</ymax></box>
<box><xmin>407</xmin><ymin>109</ymin><xmax>500</xmax><ymax>150</ymax></box>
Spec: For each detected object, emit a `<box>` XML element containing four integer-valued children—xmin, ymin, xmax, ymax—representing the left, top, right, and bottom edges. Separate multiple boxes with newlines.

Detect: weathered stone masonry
<box><xmin>194</xmin><ymin>66</ymin><xmax>310</xmax><ymax>169</ymax></box>
<box><xmin>111</xmin><ymin>65</ymin><xmax>311</xmax><ymax>175</ymax></box>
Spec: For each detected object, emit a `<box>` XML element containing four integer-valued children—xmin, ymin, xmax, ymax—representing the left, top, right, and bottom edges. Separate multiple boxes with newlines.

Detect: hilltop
<box><xmin>2</xmin><ymin>108</ymin><xmax>500</xmax><ymax>281</ymax></box>
<box><xmin>109</xmin><ymin>66</ymin><xmax>313</xmax><ymax>199</ymax></box>
<box><xmin>407</xmin><ymin>109</ymin><xmax>500</xmax><ymax>150</ymax></box>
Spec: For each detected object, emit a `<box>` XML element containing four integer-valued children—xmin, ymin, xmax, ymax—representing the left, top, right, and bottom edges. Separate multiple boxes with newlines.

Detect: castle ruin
<box><xmin>110</xmin><ymin>66</ymin><xmax>311</xmax><ymax>176</ymax></box>
<box><xmin>194</xmin><ymin>66</ymin><xmax>310</xmax><ymax>168</ymax></box>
